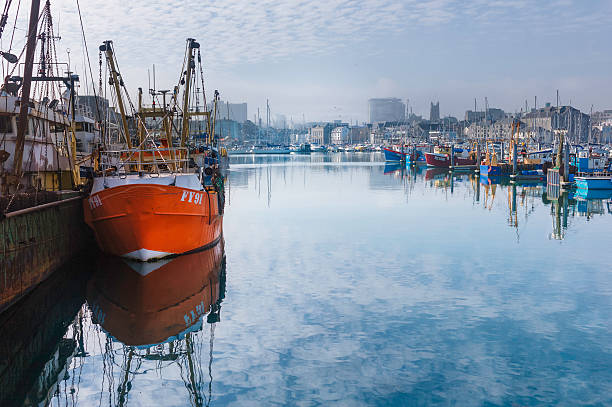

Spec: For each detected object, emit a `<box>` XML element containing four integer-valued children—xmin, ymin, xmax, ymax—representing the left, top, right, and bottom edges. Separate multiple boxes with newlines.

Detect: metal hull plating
<box><xmin>425</xmin><ymin>153</ymin><xmax>476</xmax><ymax>168</ymax></box>
<box><xmin>383</xmin><ymin>148</ymin><xmax>407</xmax><ymax>161</ymax></box>
<box><xmin>84</xmin><ymin>183</ymin><xmax>222</xmax><ymax>261</ymax></box>
<box><xmin>575</xmin><ymin>176</ymin><xmax>612</xmax><ymax>190</ymax></box>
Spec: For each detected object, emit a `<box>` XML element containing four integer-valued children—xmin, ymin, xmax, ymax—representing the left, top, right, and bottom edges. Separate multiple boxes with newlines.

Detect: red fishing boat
<box><xmin>424</xmin><ymin>146</ymin><xmax>476</xmax><ymax>168</ymax></box>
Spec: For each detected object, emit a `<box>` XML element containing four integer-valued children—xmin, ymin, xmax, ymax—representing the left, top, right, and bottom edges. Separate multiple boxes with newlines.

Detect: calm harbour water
<box><xmin>2</xmin><ymin>153</ymin><xmax>612</xmax><ymax>406</ymax></box>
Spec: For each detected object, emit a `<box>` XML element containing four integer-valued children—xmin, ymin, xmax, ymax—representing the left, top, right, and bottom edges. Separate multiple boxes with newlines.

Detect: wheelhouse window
<box><xmin>0</xmin><ymin>116</ymin><xmax>13</xmax><ymax>133</ymax></box>
<box><xmin>50</xmin><ymin>122</ymin><xmax>66</xmax><ymax>133</ymax></box>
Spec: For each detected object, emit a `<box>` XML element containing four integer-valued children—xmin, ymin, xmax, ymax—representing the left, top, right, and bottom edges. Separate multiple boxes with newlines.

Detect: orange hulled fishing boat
<box><xmin>84</xmin><ymin>39</ymin><xmax>225</xmax><ymax>261</ymax></box>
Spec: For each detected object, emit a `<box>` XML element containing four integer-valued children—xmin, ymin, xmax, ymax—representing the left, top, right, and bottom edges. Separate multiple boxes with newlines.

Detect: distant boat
<box><xmin>383</xmin><ymin>147</ymin><xmax>408</xmax><ymax>161</ymax></box>
<box><xmin>406</xmin><ymin>148</ymin><xmax>427</xmax><ymax>165</ymax></box>
<box><xmin>310</xmin><ymin>144</ymin><xmax>327</xmax><ymax>152</ymax></box>
<box><xmin>424</xmin><ymin>147</ymin><xmax>476</xmax><ymax>167</ymax></box>
<box><xmin>510</xmin><ymin>169</ymin><xmax>546</xmax><ymax>183</ymax></box>
<box><xmin>250</xmin><ymin>146</ymin><xmax>292</xmax><ymax>154</ymax></box>
<box><xmin>293</xmin><ymin>143</ymin><xmax>311</xmax><ymax>154</ymax></box>
<box><xmin>575</xmin><ymin>173</ymin><xmax>612</xmax><ymax>190</ymax></box>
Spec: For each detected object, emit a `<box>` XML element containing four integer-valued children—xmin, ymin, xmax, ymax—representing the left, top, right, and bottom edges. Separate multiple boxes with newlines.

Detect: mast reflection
<box><xmin>87</xmin><ymin>241</ymin><xmax>227</xmax><ymax>406</ymax></box>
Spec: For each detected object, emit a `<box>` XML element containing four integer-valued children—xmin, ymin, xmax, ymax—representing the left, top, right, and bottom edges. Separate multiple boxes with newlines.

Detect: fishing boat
<box><xmin>383</xmin><ymin>147</ymin><xmax>408</xmax><ymax>161</ymax></box>
<box><xmin>311</xmin><ymin>144</ymin><xmax>327</xmax><ymax>152</ymax></box>
<box><xmin>0</xmin><ymin>0</ymin><xmax>93</xmax><ymax>313</ymax></box>
<box><xmin>293</xmin><ymin>142</ymin><xmax>311</xmax><ymax>154</ymax></box>
<box><xmin>424</xmin><ymin>146</ymin><xmax>476</xmax><ymax>168</ymax></box>
<box><xmin>84</xmin><ymin>39</ymin><xmax>224</xmax><ymax>261</ymax></box>
<box><xmin>406</xmin><ymin>148</ymin><xmax>427</xmax><ymax>165</ymax></box>
<box><xmin>510</xmin><ymin>169</ymin><xmax>546</xmax><ymax>183</ymax></box>
<box><xmin>575</xmin><ymin>172</ymin><xmax>612</xmax><ymax>190</ymax></box>
<box><xmin>572</xmin><ymin>148</ymin><xmax>612</xmax><ymax>190</ymax></box>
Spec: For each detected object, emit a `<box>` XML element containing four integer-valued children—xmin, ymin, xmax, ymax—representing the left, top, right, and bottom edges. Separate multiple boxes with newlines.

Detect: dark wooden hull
<box><xmin>0</xmin><ymin>194</ymin><xmax>91</xmax><ymax>313</ymax></box>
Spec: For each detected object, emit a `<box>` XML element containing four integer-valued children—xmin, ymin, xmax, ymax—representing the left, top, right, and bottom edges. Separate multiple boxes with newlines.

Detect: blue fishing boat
<box><xmin>383</xmin><ymin>147</ymin><xmax>408</xmax><ymax>162</ymax></box>
<box><xmin>406</xmin><ymin>148</ymin><xmax>427</xmax><ymax>165</ymax></box>
<box><xmin>575</xmin><ymin>173</ymin><xmax>612</xmax><ymax>190</ymax></box>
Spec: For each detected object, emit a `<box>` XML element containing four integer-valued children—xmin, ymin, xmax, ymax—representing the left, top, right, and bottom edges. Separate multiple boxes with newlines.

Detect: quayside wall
<box><xmin>0</xmin><ymin>194</ymin><xmax>91</xmax><ymax>313</ymax></box>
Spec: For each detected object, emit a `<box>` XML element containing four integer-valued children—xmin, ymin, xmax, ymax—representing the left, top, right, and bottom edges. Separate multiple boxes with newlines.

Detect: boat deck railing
<box><xmin>99</xmin><ymin>147</ymin><xmax>192</xmax><ymax>175</ymax></box>
<box><xmin>575</xmin><ymin>171</ymin><xmax>612</xmax><ymax>178</ymax></box>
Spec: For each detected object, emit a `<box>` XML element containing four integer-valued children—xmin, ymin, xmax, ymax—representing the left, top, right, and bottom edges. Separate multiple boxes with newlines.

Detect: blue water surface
<box><xmin>15</xmin><ymin>153</ymin><xmax>612</xmax><ymax>407</ymax></box>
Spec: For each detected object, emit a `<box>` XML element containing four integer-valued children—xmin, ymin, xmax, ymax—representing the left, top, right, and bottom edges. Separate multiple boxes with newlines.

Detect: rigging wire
<box><xmin>75</xmin><ymin>0</ymin><xmax>104</xmax><ymax>147</ymax></box>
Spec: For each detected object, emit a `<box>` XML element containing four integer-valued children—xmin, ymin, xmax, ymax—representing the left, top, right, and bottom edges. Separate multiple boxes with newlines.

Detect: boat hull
<box><xmin>425</xmin><ymin>153</ymin><xmax>475</xmax><ymax>168</ymax></box>
<box><xmin>383</xmin><ymin>148</ymin><xmax>407</xmax><ymax>161</ymax></box>
<box><xmin>575</xmin><ymin>176</ymin><xmax>612</xmax><ymax>190</ymax></box>
<box><xmin>84</xmin><ymin>183</ymin><xmax>222</xmax><ymax>261</ymax></box>
<box><xmin>406</xmin><ymin>150</ymin><xmax>426</xmax><ymax>165</ymax></box>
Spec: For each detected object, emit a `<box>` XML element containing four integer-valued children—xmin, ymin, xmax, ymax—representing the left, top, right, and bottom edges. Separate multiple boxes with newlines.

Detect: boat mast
<box><xmin>101</xmin><ymin>41</ymin><xmax>132</xmax><ymax>149</ymax></box>
<box><xmin>181</xmin><ymin>38</ymin><xmax>199</xmax><ymax>147</ymax></box>
<box><xmin>210</xmin><ymin>90</ymin><xmax>219</xmax><ymax>146</ymax></box>
<box><xmin>12</xmin><ymin>0</ymin><xmax>42</xmax><ymax>176</ymax></box>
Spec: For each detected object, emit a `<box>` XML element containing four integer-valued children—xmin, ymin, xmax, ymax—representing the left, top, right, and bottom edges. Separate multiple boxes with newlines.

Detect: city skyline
<box><xmin>30</xmin><ymin>0</ymin><xmax>612</xmax><ymax>123</ymax></box>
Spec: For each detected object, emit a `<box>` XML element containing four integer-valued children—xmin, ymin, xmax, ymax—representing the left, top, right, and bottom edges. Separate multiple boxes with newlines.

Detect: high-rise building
<box><xmin>430</xmin><ymin>102</ymin><xmax>440</xmax><ymax>121</ymax></box>
<box><xmin>368</xmin><ymin>98</ymin><xmax>405</xmax><ymax>123</ymax></box>
<box><xmin>207</xmin><ymin>100</ymin><xmax>247</xmax><ymax>123</ymax></box>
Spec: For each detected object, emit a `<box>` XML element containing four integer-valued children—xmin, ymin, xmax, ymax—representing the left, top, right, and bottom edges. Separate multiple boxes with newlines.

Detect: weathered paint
<box><xmin>0</xmin><ymin>195</ymin><xmax>90</xmax><ymax>313</ymax></box>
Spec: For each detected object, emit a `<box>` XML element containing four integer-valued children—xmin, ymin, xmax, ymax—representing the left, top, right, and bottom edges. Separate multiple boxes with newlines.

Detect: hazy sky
<box><xmin>13</xmin><ymin>0</ymin><xmax>612</xmax><ymax>123</ymax></box>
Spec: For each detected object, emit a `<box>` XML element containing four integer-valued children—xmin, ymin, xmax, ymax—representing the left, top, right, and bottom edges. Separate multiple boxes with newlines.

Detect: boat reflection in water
<box><xmin>86</xmin><ymin>241</ymin><xmax>226</xmax><ymax>405</ymax></box>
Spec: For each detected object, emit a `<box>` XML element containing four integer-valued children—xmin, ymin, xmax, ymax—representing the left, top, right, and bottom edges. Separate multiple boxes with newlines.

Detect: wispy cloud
<box><xmin>3</xmin><ymin>0</ymin><xmax>609</xmax><ymax>119</ymax></box>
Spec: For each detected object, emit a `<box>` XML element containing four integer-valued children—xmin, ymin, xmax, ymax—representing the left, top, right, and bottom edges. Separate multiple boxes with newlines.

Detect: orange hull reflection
<box><xmin>87</xmin><ymin>241</ymin><xmax>226</xmax><ymax>346</ymax></box>
<box><xmin>84</xmin><ymin>183</ymin><xmax>222</xmax><ymax>261</ymax></box>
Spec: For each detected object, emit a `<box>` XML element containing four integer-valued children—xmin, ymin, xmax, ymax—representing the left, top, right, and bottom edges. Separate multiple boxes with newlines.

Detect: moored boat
<box><xmin>383</xmin><ymin>147</ymin><xmax>408</xmax><ymax>161</ymax></box>
<box><xmin>424</xmin><ymin>148</ymin><xmax>476</xmax><ymax>168</ymax></box>
<box><xmin>575</xmin><ymin>172</ymin><xmax>612</xmax><ymax>190</ymax></box>
<box><xmin>83</xmin><ymin>39</ymin><xmax>224</xmax><ymax>261</ymax></box>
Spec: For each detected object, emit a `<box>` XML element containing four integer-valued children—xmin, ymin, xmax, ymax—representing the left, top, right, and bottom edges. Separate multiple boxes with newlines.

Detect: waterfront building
<box><xmin>331</xmin><ymin>126</ymin><xmax>349</xmax><ymax>145</ymax></box>
<box><xmin>465</xmin><ymin>110</ymin><xmax>485</xmax><ymax>123</ymax></box>
<box><xmin>465</xmin><ymin>108</ymin><xmax>505</xmax><ymax>123</ymax></box>
<box><xmin>430</xmin><ymin>102</ymin><xmax>440</xmax><ymax>122</ymax></box>
<box><xmin>465</xmin><ymin>118</ymin><xmax>547</xmax><ymax>141</ymax></box>
<box><xmin>597</xmin><ymin>124</ymin><xmax>612</xmax><ymax>144</ymax></box>
<box><xmin>522</xmin><ymin>105</ymin><xmax>590</xmax><ymax>143</ymax></box>
<box><xmin>368</xmin><ymin>98</ymin><xmax>405</xmax><ymax>123</ymax></box>
<box><xmin>591</xmin><ymin>110</ymin><xmax>612</xmax><ymax>143</ymax></box>
<box><xmin>308</xmin><ymin>123</ymin><xmax>334</xmax><ymax>145</ymax></box>
<box><xmin>591</xmin><ymin>109</ymin><xmax>612</xmax><ymax>124</ymax></box>
<box><xmin>349</xmin><ymin>126</ymin><xmax>370</xmax><ymax>144</ymax></box>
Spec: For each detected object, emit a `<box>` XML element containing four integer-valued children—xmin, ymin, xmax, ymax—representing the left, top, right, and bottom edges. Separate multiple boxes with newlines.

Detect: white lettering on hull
<box><xmin>180</xmin><ymin>190</ymin><xmax>204</xmax><ymax>205</ymax></box>
<box><xmin>88</xmin><ymin>195</ymin><xmax>103</xmax><ymax>209</ymax></box>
